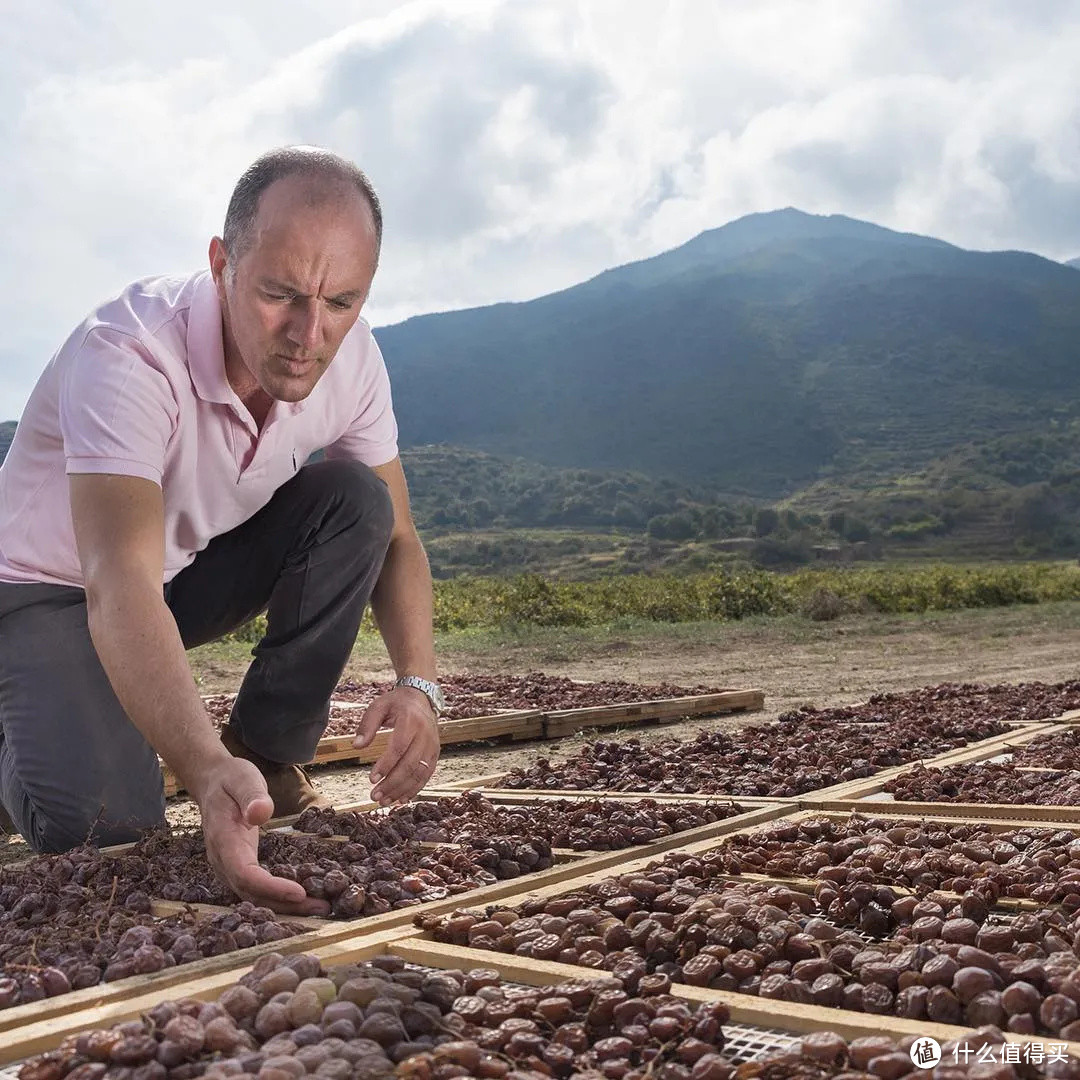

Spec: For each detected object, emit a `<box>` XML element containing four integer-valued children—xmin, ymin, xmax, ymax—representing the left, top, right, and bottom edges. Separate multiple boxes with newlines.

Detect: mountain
<box><xmin>377</xmin><ymin>209</ymin><xmax>1080</xmax><ymax>497</ymax></box>
<box><xmin>1067</xmin><ymin>257</ymin><xmax>1080</xmax><ymax>269</ymax></box>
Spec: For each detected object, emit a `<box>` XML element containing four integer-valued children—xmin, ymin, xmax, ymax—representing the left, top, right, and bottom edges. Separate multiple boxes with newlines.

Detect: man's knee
<box><xmin>4</xmin><ymin>771</ymin><xmax>166</xmax><ymax>854</ymax></box>
<box><xmin>22</xmin><ymin>800</ymin><xmax>165</xmax><ymax>854</ymax></box>
<box><xmin>303</xmin><ymin>459</ymin><xmax>395</xmax><ymax>549</ymax></box>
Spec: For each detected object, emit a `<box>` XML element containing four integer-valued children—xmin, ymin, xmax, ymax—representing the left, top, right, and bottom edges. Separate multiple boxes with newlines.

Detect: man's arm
<box><xmin>351</xmin><ymin>456</ymin><xmax>440</xmax><ymax>803</ymax></box>
<box><xmin>69</xmin><ymin>473</ymin><xmax>329</xmax><ymax>914</ymax></box>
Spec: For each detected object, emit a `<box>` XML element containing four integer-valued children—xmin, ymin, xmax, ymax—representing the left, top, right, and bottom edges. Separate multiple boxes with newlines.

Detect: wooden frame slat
<box><xmin>795</xmin><ymin>721</ymin><xmax>1063</xmax><ymax>804</ymax></box>
<box><xmin>810</xmin><ymin>797</ymin><xmax>1080</xmax><ymax>822</ymax></box>
<box><xmin>541</xmin><ymin>689</ymin><xmax>764</xmax><ymax>738</ymax></box>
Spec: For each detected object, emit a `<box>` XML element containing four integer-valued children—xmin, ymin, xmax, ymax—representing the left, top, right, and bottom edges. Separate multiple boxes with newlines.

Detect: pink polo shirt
<box><xmin>0</xmin><ymin>271</ymin><xmax>399</xmax><ymax>586</ymax></box>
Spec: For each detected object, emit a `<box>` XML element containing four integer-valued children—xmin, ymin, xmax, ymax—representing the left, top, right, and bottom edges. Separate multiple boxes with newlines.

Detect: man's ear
<box><xmin>208</xmin><ymin>236</ymin><xmax>228</xmax><ymax>297</ymax></box>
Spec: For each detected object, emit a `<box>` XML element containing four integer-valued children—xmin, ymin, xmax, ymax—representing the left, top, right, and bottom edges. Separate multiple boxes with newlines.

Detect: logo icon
<box><xmin>910</xmin><ymin>1038</ymin><xmax>942</xmax><ymax>1069</ymax></box>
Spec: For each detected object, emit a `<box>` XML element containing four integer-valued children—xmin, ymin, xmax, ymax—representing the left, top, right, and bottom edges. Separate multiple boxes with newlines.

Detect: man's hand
<box><xmin>353</xmin><ymin>685</ymin><xmax>440</xmax><ymax>804</ymax></box>
<box><xmin>195</xmin><ymin>756</ymin><xmax>331</xmax><ymax>916</ymax></box>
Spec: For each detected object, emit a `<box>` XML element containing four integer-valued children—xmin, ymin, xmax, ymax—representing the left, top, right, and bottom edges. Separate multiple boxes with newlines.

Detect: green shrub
<box><xmin>222</xmin><ymin>561</ymin><xmax>1080</xmax><ymax>640</ymax></box>
<box><xmin>802</xmin><ymin>588</ymin><xmax>848</xmax><ymax>622</ymax></box>
<box><xmin>228</xmin><ymin>614</ymin><xmax>267</xmax><ymax>643</ymax></box>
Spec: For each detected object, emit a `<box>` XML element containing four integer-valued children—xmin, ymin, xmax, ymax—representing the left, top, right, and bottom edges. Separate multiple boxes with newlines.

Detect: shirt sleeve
<box><xmin>324</xmin><ymin>329</ymin><xmax>400</xmax><ymax>467</ymax></box>
<box><xmin>59</xmin><ymin>327</ymin><xmax>178</xmax><ymax>484</ymax></box>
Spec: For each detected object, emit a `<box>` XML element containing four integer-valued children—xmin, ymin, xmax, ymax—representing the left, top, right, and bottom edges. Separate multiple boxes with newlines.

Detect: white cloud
<box><xmin>1</xmin><ymin>0</ymin><xmax>1079</xmax><ymax>417</ymax></box>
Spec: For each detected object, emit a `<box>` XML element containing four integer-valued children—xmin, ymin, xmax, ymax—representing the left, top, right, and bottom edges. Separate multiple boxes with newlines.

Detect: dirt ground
<box><xmin>5</xmin><ymin>601</ymin><xmax>1080</xmax><ymax>859</ymax></box>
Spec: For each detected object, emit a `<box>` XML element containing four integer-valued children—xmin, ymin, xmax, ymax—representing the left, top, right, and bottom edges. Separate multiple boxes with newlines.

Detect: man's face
<box><xmin>211</xmin><ymin>175</ymin><xmax>379</xmax><ymax>407</ymax></box>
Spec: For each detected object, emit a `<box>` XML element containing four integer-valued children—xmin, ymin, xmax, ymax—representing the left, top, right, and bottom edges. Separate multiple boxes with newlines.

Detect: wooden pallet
<box><xmin>0</xmin><ymin>845</ymin><xmax>654</xmax><ymax>1050</ymax></box>
<box><xmin>592</xmin><ymin>805</ymin><xmax>1074</xmax><ymax>913</ymax></box>
<box><xmin>417</xmin><ymin>786</ymin><xmax>789</xmax><ymax>805</ymax></box>
<box><xmin>163</xmin><ymin>688</ymin><xmax>764</xmax><ymax>795</ymax></box>
<box><xmin>280</xmin><ymin>796</ymin><xmax>789</xmax><ymax>861</ymax></box>
<box><xmin>0</xmin><ymin>925</ymin><xmax>419</xmax><ymax>1062</ymax></box>
<box><xmin>1017</xmin><ymin>707</ymin><xmax>1080</xmax><ymax>724</ymax></box>
<box><xmin>428</xmin><ymin>781</ymin><xmax>793</xmax><ymax>802</ymax></box>
<box><xmin>810</xmin><ymin>796</ymin><xmax>1080</xmax><ymax>823</ymax></box>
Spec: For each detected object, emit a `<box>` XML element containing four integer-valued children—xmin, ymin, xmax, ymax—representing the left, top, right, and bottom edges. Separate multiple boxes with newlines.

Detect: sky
<box><xmin>2</xmin><ymin>0</ymin><xmax>1079</xmax><ymax>418</ymax></box>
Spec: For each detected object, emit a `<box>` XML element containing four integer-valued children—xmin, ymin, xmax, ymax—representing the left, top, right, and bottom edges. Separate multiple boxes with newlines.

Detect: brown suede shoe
<box><xmin>220</xmin><ymin>727</ymin><xmax>332</xmax><ymax>817</ymax></box>
<box><xmin>0</xmin><ymin>800</ymin><xmax>15</xmax><ymax>837</ymax></box>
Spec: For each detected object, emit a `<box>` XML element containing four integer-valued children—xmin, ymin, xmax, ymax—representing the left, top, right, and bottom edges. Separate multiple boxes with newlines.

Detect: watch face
<box><xmin>431</xmin><ymin>684</ymin><xmax>447</xmax><ymax>712</ymax></box>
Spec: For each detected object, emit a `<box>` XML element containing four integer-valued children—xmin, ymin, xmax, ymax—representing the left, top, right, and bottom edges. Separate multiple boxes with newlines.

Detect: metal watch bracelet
<box><xmin>394</xmin><ymin>675</ymin><xmax>446</xmax><ymax>716</ymax></box>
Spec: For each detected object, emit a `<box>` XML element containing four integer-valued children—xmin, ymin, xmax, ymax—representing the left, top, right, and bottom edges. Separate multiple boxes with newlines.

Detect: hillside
<box><xmin>377</xmin><ymin>209</ymin><xmax>1080</xmax><ymax>498</ymax></box>
<box><xmin>400</xmin><ymin>445</ymin><xmax>735</xmax><ymax>530</ymax></box>
<box><xmin>1067</xmin><ymin>257</ymin><xmax>1080</xmax><ymax>269</ymax></box>
<box><xmin>0</xmin><ymin>422</ymin><xmax>15</xmax><ymax>462</ymax></box>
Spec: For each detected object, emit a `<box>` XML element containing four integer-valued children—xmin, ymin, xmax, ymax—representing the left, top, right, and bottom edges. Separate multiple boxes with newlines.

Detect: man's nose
<box><xmin>287</xmin><ymin>298</ymin><xmax>321</xmax><ymax>351</ymax></box>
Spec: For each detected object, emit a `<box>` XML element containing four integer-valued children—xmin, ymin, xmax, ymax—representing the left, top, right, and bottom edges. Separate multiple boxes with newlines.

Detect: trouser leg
<box><xmin>165</xmin><ymin>459</ymin><xmax>394</xmax><ymax>764</ymax></box>
<box><xmin>0</xmin><ymin>583</ymin><xmax>165</xmax><ymax>852</ymax></box>
<box><xmin>0</xmin><ymin>459</ymin><xmax>393</xmax><ymax>852</ymax></box>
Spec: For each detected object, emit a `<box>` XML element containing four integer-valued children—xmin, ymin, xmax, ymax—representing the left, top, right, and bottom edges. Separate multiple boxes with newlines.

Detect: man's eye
<box><xmin>328</xmin><ymin>299</ymin><xmax>353</xmax><ymax>311</ymax></box>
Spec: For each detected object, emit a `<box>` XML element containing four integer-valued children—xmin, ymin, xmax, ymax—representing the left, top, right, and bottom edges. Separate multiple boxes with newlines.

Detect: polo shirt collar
<box><xmin>186</xmin><ymin>272</ymin><xmax>235</xmax><ymax>406</ymax></box>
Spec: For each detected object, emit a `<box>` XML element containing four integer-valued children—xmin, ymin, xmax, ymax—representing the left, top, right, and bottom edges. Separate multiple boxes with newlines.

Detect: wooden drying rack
<box><xmin>8</xmin><ymin>769</ymin><xmax>1080</xmax><ymax>1062</ymax></box>
<box><xmin>7</xmin><ymin>710</ymin><xmax>1080</xmax><ymax>1064</ymax></box>
<box><xmin>162</xmin><ymin>687</ymin><xmax>765</xmax><ymax>795</ymax></box>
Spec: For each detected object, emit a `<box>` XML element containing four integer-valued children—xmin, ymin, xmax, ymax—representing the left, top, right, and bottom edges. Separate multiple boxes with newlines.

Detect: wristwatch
<box><xmin>395</xmin><ymin>675</ymin><xmax>446</xmax><ymax>717</ymax></box>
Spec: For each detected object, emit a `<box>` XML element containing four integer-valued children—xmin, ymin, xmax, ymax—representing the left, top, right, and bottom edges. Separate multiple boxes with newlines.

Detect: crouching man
<box><xmin>0</xmin><ymin>147</ymin><xmax>446</xmax><ymax>914</ymax></box>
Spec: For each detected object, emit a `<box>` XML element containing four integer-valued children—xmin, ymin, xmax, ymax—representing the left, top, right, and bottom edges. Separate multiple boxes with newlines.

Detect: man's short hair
<box><xmin>222</xmin><ymin>146</ymin><xmax>382</xmax><ymax>266</ymax></box>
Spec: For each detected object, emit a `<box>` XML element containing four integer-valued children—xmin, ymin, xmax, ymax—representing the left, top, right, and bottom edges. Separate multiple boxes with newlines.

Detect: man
<box><xmin>0</xmin><ymin>147</ymin><xmax>444</xmax><ymax>915</ymax></box>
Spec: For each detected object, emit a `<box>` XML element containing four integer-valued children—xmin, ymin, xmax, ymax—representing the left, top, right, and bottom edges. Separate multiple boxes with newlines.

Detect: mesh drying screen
<box><xmin>721</xmin><ymin>1022</ymin><xmax>803</xmax><ymax>1062</ymax></box>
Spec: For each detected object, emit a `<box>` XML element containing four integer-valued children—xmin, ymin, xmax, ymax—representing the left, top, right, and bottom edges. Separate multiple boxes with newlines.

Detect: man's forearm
<box><xmin>85</xmin><ymin>582</ymin><xmax>229</xmax><ymax>799</ymax></box>
<box><xmin>369</xmin><ymin>529</ymin><xmax>436</xmax><ymax>680</ymax></box>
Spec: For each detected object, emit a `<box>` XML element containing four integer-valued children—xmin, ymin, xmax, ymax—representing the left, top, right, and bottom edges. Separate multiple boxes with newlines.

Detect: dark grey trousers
<box><xmin>0</xmin><ymin>460</ymin><xmax>393</xmax><ymax>852</ymax></box>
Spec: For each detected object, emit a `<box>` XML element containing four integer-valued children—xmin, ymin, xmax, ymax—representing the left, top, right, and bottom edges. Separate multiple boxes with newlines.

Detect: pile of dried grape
<box><xmin>697</xmin><ymin>815</ymin><xmax>1080</xmax><ymax>906</ymax></box>
<box><xmin>884</xmin><ymin>764</ymin><xmax>1080</xmax><ymax>806</ymax></box>
<box><xmin>1011</xmin><ymin>728</ymin><xmax>1080</xmax><ymax>770</ymax></box>
<box><xmin>0</xmin><ymin>878</ymin><xmax>300</xmax><ymax>1010</ymax></box>
<box><xmin>294</xmin><ymin>793</ymin><xmax>747</xmax><ymax>851</ymax></box>
<box><xmin>417</xmin><ymin>850</ymin><xmax>1080</xmax><ymax>1039</ymax></box>
<box><xmin>501</xmin><ymin>715</ymin><xmax>1010</xmax><ymax>797</ymax></box>
<box><xmin>6</xmin><ymin>827</ymin><xmax>552</xmax><ymax>920</ymax></box>
<box><xmin>780</xmin><ymin>680</ymin><xmax>1080</xmax><ymax>727</ymax></box>
<box><xmin>17</xmin><ymin>950</ymin><xmax>1058</xmax><ymax>1080</ymax></box>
